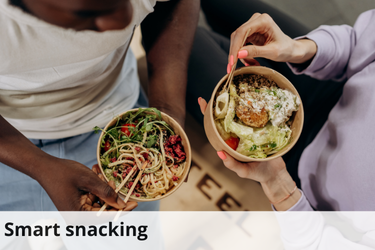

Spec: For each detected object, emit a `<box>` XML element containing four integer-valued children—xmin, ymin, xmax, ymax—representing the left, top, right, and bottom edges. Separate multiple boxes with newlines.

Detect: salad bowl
<box><xmin>203</xmin><ymin>66</ymin><xmax>304</xmax><ymax>162</ymax></box>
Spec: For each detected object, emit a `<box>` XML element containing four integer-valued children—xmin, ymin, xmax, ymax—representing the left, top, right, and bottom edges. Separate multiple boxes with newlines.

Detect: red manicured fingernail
<box><xmin>198</xmin><ymin>97</ymin><xmax>201</xmax><ymax>105</ymax></box>
<box><xmin>230</xmin><ymin>55</ymin><xmax>234</xmax><ymax>65</ymax></box>
<box><xmin>245</xmin><ymin>63</ymin><xmax>250</xmax><ymax>66</ymax></box>
<box><xmin>227</xmin><ymin>64</ymin><xmax>231</xmax><ymax>74</ymax></box>
<box><xmin>238</xmin><ymin>50</ymin><xmax>248</xmax><ymax>58</ymax></box>
<box><xmin>217</xmin><ymin>151</ymin><xmax>226</xmax><ymax>160</ymax></box>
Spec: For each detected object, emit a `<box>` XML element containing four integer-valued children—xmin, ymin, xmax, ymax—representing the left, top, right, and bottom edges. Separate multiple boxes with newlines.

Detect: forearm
<box><xmin>141</xmin><ymin>0</ymin><xmax>200</xmax><ymax>125</ymax></box>
<box><xmin>289</xmin><ymin>39</ymin><xmax>317</xmax><ymax>64</ymax></box>
<box><xmin>288</xmin><ymin>24</ymin><xmax>358</xmax><ymax>81</ymax></box>
<box><xmin>0</xmin><ymin>115</ymin><xmax>53</xmax><ymax>181</ymax></box>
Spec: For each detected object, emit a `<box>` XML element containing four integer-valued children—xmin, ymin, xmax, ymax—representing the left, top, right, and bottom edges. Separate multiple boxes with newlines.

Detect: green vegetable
<box><xmin>224</xmin><ymin>83</ymin><xmax>237</xmax><ymax>132</ymax></box>
<box><xmin>267</xmin><ymin>89</ymin><xmax>277</xmax><ymax>96</ymax></box>
<box><xmin>145</xmin><ymin>123</ymin><xmax>153</xmax><ymax>132</ymax></box>
<box><xmin>107</xmin><ymin>128</ymin><xmax>120</xmax><ymax>140</ymax></box>
<box><xmin>228</xmin><ymin>122</ymin><xmax>254</xmax><ymax>140</ymax></box>
<box><xmin>95</xmin><ymin>108</ymin><xmax>174</xmax><ymax>158</ymax></box>
<box><xmin>215</xmin><ymin>120</ymin><xmax>231</xmax><ymax>141</ymax></box>
<box><xmin>93</xmin><ymin>126</ymin><xmax>101</xmax><ymax>134</ymax></box>
<box><xmin>235</xmin><ymin>123</ymin><xmax>291</xmax><ymax>157</ymax></box>
<box><xmin>146</xmin><ymin>135</ymin><xmax>158</xmax><ymax>148</ymax></box>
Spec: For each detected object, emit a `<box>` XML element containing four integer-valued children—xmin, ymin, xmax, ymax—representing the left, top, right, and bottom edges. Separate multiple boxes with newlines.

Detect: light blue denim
<box><xmin>0</xmin><ymin>88</ymin><xmax>159</xmax><ymax>211</ymax></box>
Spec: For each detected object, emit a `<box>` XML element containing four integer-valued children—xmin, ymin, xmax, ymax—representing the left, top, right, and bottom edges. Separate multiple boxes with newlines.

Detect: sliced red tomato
<box><xmin>225</xmin><ymin>137</ymin><xmax>239</xmax><ymax>150</ymax></box>
<box><xmin>121</xmin><ymin>124</ymin><xmax>136</xmax><ymax>137</ymax></box>
<box><xmin>104</xmin><ymin>141</ymin><xmax>111</xmax><ymax>151</ymax></box>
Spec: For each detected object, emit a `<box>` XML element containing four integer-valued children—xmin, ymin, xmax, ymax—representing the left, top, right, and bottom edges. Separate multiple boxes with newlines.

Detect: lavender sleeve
<box><xmin>286</xmin><ymin>11</ymin><xmax>375</xmax><ymax>82</ymax></box>
<box><xmin>287</xmin><ymin>25</ymin><xmax>355</xmax><ymax>82</ymax></box>
<box><xmin>271</xmin><ymin>190</ymin><xmax>313</xmax><ymax>211</ymax></box>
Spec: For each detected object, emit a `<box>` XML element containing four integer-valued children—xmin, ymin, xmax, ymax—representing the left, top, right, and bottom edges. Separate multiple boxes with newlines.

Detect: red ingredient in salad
<box><xmin>113</xmin><ymin>170</ymin><xmax>118</xmax><ymax>178</ymax></box>
<box><xmin>225</xmin><ymin>137</ymin><xmax>240</xmax><ymax>150</ymax></box>
<box><xmin>104</xmin><ymin>141</ymin><xmax>111</xmax><ymax>151</ymax></box>
<box><xmin>164</xmin><ymin>135</ymin><xmax>186</xmax><ymax>162</ymax></box>
<box><xmin>142</xmin><ymin>153</ymin><xmax>148</xmax><ymax>159</ymax></box>
<box><xmin>121</xmin><ymin>124</ymin><xmax>136</xmax><ymax>137</ymax></box>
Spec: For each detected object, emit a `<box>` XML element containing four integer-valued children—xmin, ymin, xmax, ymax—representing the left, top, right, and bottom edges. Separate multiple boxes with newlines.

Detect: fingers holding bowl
<box><xmin>198</xmin><ymin>97</ymin><xmax>208</xmax><ymax>115</ymax></box>
<box><xmin>217</xmin><ymin>151</ymin><xmax>257</xmax><ymax>180</ymax></box>
<box><xmin>90</xmin><ymin>165</ymin><xmax>139</xmax><ymax>211</ymax></box>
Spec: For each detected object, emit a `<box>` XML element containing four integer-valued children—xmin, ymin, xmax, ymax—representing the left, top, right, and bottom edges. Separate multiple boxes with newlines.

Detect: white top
<box><xmin>274</xmin><ymin>192</ymin><xmax>375</xmax><ymax>249</ymax></box>
<box><xmin>0</xmin><ymin>0</ymin><xmax>165</xmax><ymax>139</ymax></box>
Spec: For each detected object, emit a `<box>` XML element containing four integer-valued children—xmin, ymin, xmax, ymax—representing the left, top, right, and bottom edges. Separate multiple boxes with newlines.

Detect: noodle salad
<box><xmin>94</xmin><ymin>108</ymin><xmax>186</xmax><ymax>199</ymax></box>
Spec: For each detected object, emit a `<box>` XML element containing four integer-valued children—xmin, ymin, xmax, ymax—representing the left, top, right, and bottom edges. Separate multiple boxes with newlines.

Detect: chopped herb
<box><xmin>145</xmin><ymin>123</ymin><xmax>153</xmax><ymax>132</ymax></box>
<box><xmin>255</xmin><ymin>89</ymin><xmax>260</xmax><ymax>93</ymax></box>
<box><xmin>93</xmin><ymin>126</ymin><xmax>101</xmax><ymax>134</ymax></box>
<box><xmin>249</xmin><ymin>145</ymin><xmax>257</xmax><ymax>151</ymax></box>
<box><xmin>266</xmin><ymin>90</ymin><xmax>277</xmax><ymax>96</ymax></box>
<box><xmin>108</xmin><ymin>128</ymin><xmax>119</xmax><ymax>139</ymax></box>
<box><xmin>134</xmin><ymin>134</ymin><xmax>143</xmax><ymax>141</ymax></box>
<box><xmin>270</xmin><ymin>142</ymin><xmax>277</xmax><ymax>148</ymax></box>
<box><xmin>274</xmin><ymin>103</ymin><xmax>281</xmax><ymax>109</ymax></box>
<box><xmin>146</xmin><ymin>135</ymin><xmax>158</xmax><ymax>148</ymax></box>
<box><xmin>142</xmin><ymin>117</ymin><xmax>149</xmax><ymax>130</ymax></box>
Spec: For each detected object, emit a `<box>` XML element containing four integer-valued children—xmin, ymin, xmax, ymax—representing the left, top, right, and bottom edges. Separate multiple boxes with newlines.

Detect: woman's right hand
<box><xmin>38</xmin><ymin>157</ymin><xmax>138</xmax><ymax>212</ymax></box>
<box><xmin>228</xmin><ymin>13</ymin><xmax>317</xmax><ymax>68</ymax></box>
<box><xmin>0</xmin><ymin>115</ymin><xmax>137</xmax><ymax>212</ymax></box>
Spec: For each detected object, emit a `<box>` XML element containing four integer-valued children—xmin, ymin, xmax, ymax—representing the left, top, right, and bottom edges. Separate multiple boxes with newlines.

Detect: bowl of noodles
<box><xmin>95</xmin><ymin>108</ymin><xmax>191</xmax><ymax>202</ymax></box>
<box><xmin>204</xmin><ymin>66</ymin><xmax>304</xmax><ymax>162</ymax></box>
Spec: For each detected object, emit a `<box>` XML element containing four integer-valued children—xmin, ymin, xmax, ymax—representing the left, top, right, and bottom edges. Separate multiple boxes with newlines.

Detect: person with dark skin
<box><xmin>0</xmin><ymin>0</ymin><xmax>199</xmax><ymax>211</ymax></box>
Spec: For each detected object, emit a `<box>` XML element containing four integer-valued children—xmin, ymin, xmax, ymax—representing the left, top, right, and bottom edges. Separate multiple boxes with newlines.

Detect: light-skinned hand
<box><xmin>228</xmin><ymin>13</ymin><xmax>317</xmax><ymax>70</ymax></box>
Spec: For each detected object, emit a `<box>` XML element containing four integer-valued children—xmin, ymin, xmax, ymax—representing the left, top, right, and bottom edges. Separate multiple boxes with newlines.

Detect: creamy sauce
<box><xmin>239</xmin><ymin>87</ymin><xmax>300</xmax><ymax>127</ymax></box>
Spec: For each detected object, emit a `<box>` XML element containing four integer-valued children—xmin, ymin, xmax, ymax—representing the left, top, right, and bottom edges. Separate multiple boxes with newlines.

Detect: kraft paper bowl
<box><xmin>97</xmin><ymin>108</ymin><xmax>192</xmax><ymax>202</ymax></box>
<box><xmin>203</xmin><ymin>66</ymin><xmax>304</xmax><ymax>162</ymax></box>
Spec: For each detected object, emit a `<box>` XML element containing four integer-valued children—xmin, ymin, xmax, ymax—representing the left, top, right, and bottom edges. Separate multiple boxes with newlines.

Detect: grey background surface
<box><xmin>199</xmin><ymin>0</ymin><xmax>375</xmax><ymax>31</ymax></box>
<box><xmin>261</xmin><ymin>0</ymin><xmax>374</xmax><ymax>28</ymax></box>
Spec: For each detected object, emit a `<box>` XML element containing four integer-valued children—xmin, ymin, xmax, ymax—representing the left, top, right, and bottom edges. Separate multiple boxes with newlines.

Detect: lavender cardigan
<box><xmin>287</xmin><ymin>10</ymin><xmax>375</xmax><ymax>211</ymax></box>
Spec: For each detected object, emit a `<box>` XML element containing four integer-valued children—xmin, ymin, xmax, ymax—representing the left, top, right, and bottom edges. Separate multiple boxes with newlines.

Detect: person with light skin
<box><xmin>196</xmin><ymin>7</ymin><xmax>375</xmax><ymax>248</ymax></box>
<box><xmin>198</xmin><ymin>12</ymin><xmax>315</xmax><ymax>211</ymax></box>
<box><xmin>198</xmin><ymin>10</ymin><xmax>375</xmax><ymax>212</ymax></box>
<box><xmin>0</xmin><ymin>0</ymin><xmax>199</xmax><ymax>211</ymax></box>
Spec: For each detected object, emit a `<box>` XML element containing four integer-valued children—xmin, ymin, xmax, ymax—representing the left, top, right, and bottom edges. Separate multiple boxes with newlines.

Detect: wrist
<box><xmin>32</xmin><ymin>153</ymin><xmax>61</xmax><ymax>184</ymax></box>
<box><xmin>261</xmin><ymin>170</ymin><xmax>301</xmax><ymax>211</ymax></box>
<box><xmin>289</xmin><ymin>39</ymin><xmax>317</xmax><ymax>64</ymax></box>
